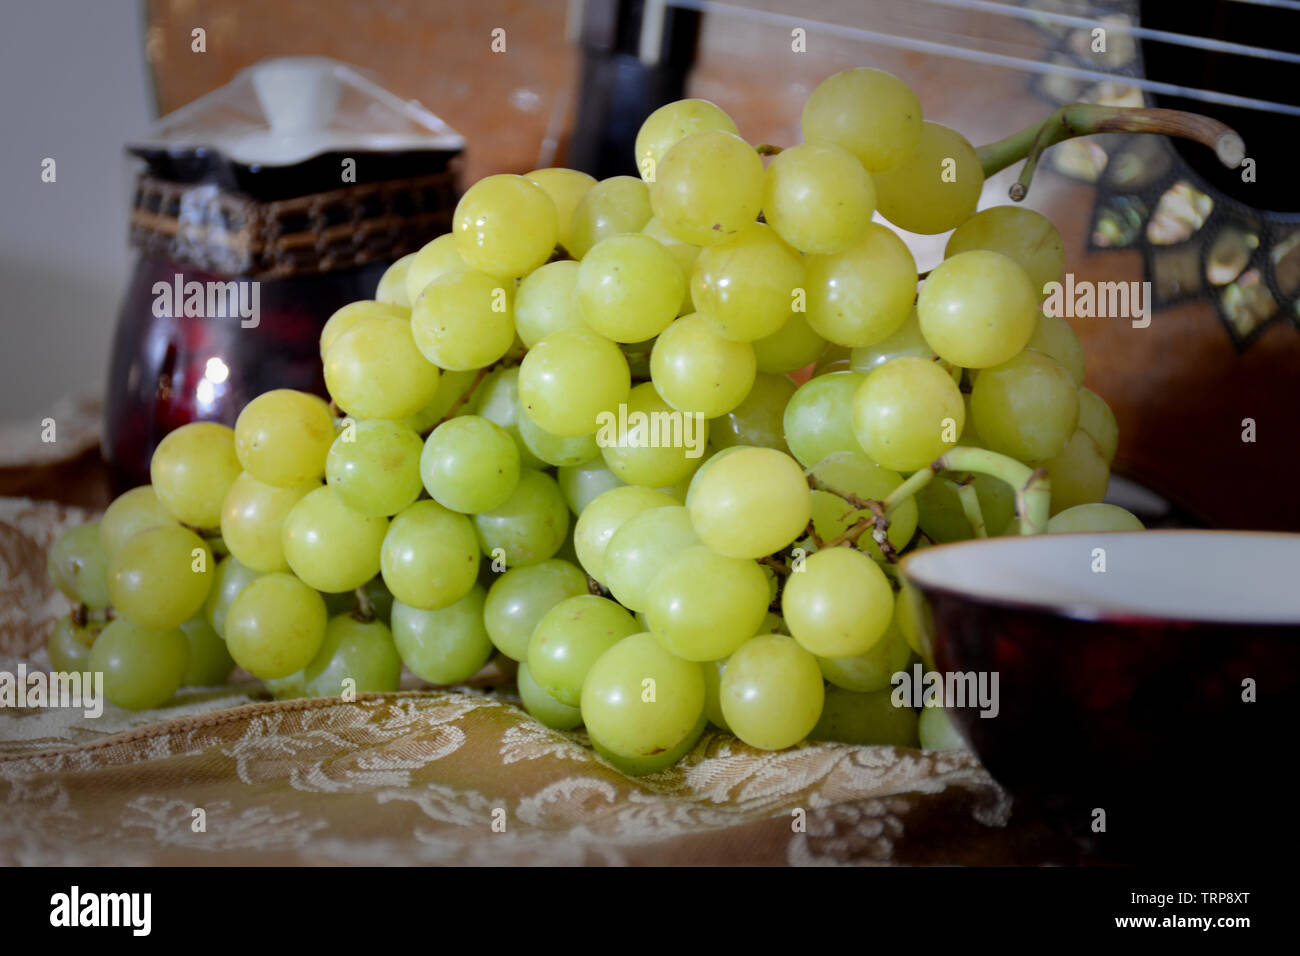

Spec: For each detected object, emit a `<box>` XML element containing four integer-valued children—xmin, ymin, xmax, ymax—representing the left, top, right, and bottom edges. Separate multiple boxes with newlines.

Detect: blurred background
<box><xmin>1</xmin><ymin>0</ymin><xmax>1297</xmax><ymax>530</ymax></box>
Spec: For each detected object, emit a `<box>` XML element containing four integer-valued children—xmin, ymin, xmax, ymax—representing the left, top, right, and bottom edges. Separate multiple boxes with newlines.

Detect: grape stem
<box><xmin>352</xmin><ymin>586</ymin><xmax>376</xmax><ymax>623</ymax></box>
<box><xmin>976</xmin><ymin>104</ymin><xmax>1246</xmax><ymax>201</ymax></box>
<box><xmin>882</xmin><ymin>446</ymin><xmax>1050</xmax><ymax>536</ymax></box>
<box><xmin>953</xmin><ymin>478</ymin><xmax>989</xmax><ymax>539</ymax></box>
<box><xmin>435</xmin><ymin>366</ymin><xmax>490</xmax><ymax>427</ymax></box>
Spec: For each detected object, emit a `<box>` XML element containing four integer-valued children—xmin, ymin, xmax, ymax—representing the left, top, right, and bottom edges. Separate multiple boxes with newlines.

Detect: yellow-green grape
<box><xmin>557</xmin><ymin>460</ymin><xmax>625</xmax><ymax>515</ymax></box>
<box><xmin>150</xmin><ymin>422</ymin><xmax>241</xmax><ymax>528</ymax></box>
<box><xmin>473</xmin><ymin>366</ymin><xmax>547</xmax><ymax>469</ymax></box>
<box><xmin>917</xmin><ymin>251</ymin><xmax>1038</xmax><ymax>369</ymax></box>
<box><xmin>411</xmin><ymin>269</ymin><xmax>515</xmax><ymax>372</ymax></box>
<box><xmin>573</xmin><ymin>485</ymin><xmax>677</xmax><ymax>584</ymax></box>
<box><xmin>753</xmin><ymin>313</ymin><xmax>826</xmax><ymax>374</ymax></box>
<box><xmin>325</xmin><ymin>419</ymin><xmax>423</xmax><ymax>517</ymax></box>
<box><xmin>203</xmin><ymin>553</ymin><xmax>261</xmax><ymax>638</ymax></box>
<box><xmin>375</xmin><ymin>252</ymin><xmax>417</xmax><ymax>307</ymax></box>
<box><xmin>805</xmin><ymin>223</ymin><xmax>917</xmax><ymax>347</ymax></box>
<box><xmin>650</xmin><ymin>313</ymin><xmax>756</xmax><ymax>417</ymax></box>
<box><xmin>645</xmin><ymin>545</ymin><xmax>770</xmax><ymax>661</ymax></box>
<box><xmin>683</xmin><ymin>445</ymin><xmax>749</xmax><ymax>508</ymax></box>
<box><xmin>1027</xmin><ymin>311</ymin><xmax>1086</xmax><ymax>386</ymax></box>
<box><xmin>576</xmin><ymin>234</ymin><xmax>684</xmax><ymax>343</ymax></box>
<box><xmin>945</xmin><ymin>205</ymin><xmax>1065</xmax><ymax>301</ymax></box>
<box><xmin>634</xmin><ymin>98</ymin><xmax>738</xmax><ymax>183</ymax></box>
<box><xmin>404</xmin><ymin>234</ymin><xmax>468</xmax><ymax>304</ymax></box>
<box><xmin>528</xmin><ymin>595</ymin><xmax>639</xmax><ymax>706</ymax></box>
<box><xmin>852</xmin><ymin>357</ymin><xmax>964</xmax><ymax>472</ymax></box>
<box><xmin>810</xmin><ymin>687</ymin><xmax>919</xmax><ymax>748</ymax></box>
<box><xmin>849</xmin><ymin>307</ymin><xmax>936</xmax><ymax>375</ymax></box>
<box><xmin>783</xmin><ymin>546</ymin><xmax>893</xmax><ymax>658</ymax></box>
<box><xmin>801</xmin><ymin>67</ymin><xmax>923</xmax><ymax>174</ymax></box>
<box><xmin>233</xmin><ymin>390</ymin><xmax>335</xmax><ymax>490</ymax></box>
<box><xmin>568</xmin><ymin>175</ymin><xmax>652</xmax><ymax>259</ymax></box>
<box><xmin>224</xmin><ymin>572</ymin><xmax>327</xmax><ymax>679</ymax></box>
<box><xmin>918</xmin><ymin>704</ymin><xmax>967</xmax><ymax>750</ymax></box>
<box><xmin>591</xmin><ymin>711</ymin><xmax>707</xmax><ymax>776</ymax></box>
<box><xmin>873</xmin><ymin>121</ymin><xmax>982</xmax><ymax>234</ymax></box>
<box><xmin>604</xmin><ymin>505</ymin><xmax>699</xmax><ymax>612</ymax></box>
<box><xmin>1044</xmin><ymin>429</ymin><xmax>1109</xmax><ymax>515</ymax></box>
<box><xmin>581</xmin><ymin>631</ymin><xmax>706</xmax><ymax>760</ymax></box>
<box><xmin>517</xmin><ymin>660</ymin><xmax>584</xmax><ymax>730</ymax></box>
<box><xmin>650</xmin><ymin>129</ymin><xmax>764</xmax><ymax>247</ymax></box>
<box><xmin>518</xmin><ymin>327</ymin><xmax>630</xmax><ymax>437</ymax></box>
<box><xmin>302</xmin><ymin>615</ymin><xmax>402</xmax><ymax>697</ymax></box>
<box><xmin>99</xmin><ymin>486</ymin><xmax>178</xmax><ymax>559</ymax></box>
<box><xmin>401</xmin><ymin>367</ymin><xmax>483</xmax><ymax>434</ymax></box>
<box><xmin>326</xmin><ymin>315</ymin><xmax>442</xmax><ymax>418</ymax></box>
<box><xmin>915</xmin><ymin>474</ymin><xmax>1015</xmax><ymax>543</ymax></box>
<box><xmin>391</xmin><ymin>586</ymin><xmax>493</xmax><ymax>685</ymax></box>
<box><xmin>282</xmin><ymin>486</ymin><xmax>387</xmax><ymax>593</ymax></box>
<box><xmin>517</xmin><ymin>410</ymin><xmax>599</xmax><ymax>468</ymax></box>
<box><xmin>970</xmin><ymin>348</ymin><xmax>1079</xmax><ymax>463</ymax></box>
<box><xmin>420</xmin><ymin>415</ymin><xmax>521</xmax><ymax>513</ymax></box>
<box><xmin>525</xmin><ymin>167</ymin><xmax>596</xmax><ymax>256</ymax></box>
<box><xmin>687</xmin><ymin>447</ymin><xmax>811</xmax><ymax>559</ymax></box>
<box><xmin>108</xmin><ymin>525</ymin><xmax>213</xmax><ymax>629</ymax></box>
<box><xmin>381</xmin><ymin>499</ymin><xmax>479</xmax><ymax>610</ymax></box>
<box><xmin>814</xmin><ymin>344</ymin><xmax>852</xmax><ymax>375</ymax></box>
<box><xmin>641</xmin><ymin>216</ymin><xmax>701</xmax><ymax>315</ymax></box>
<box><xmin>818</xmin><ymin>614</ymin><xmax>912</xmax><ymax>693</ymax></box>
<box><xmin>721</xmin><ymin>634</ymin><xmax>824</xmax><ymax>750</ymax></box>
<box><xmin>180</xmin><ymin>615</ymin><xmax>235</xmax><ymax>686</ymax></box>
<box><xmin>453</xmin><ymin>173</ymin><xmax>558</xmax><ymax>277</ymax></box>
<box><xmin>1077</xmin><ymin>387</ymin><xmax>1119</xmax><ymax>465</ymax></box>
<box><xmin>514</xmin><ymin>260</ymin><xmax>583</xmax><ymax>348</ymax></box>
<box><xmin>320</xmin><ymin>300</ymin><xmax>411</xmax><ymax>360</ymax></box>
<box><xmin>804</xmin><ymin>451</ymin><xmax>919</xmax><ymax>563</ymax></box>
<box><xmin>89</xmin><ymin>619</ymin><xmax>190</xmax><ymax>710</ymax></box>
<box><xmin>220</xmin><ymin>472</ymin><xmax>317</xmax><ymax>573</ymax></box>
<box><xmin>783</xmin><ymin>371</ymin><xmax>866</xmax><ymax>468</ymax></box>
<box><xmin>1048</xmin><ymin>503</ymin><xmax>1144</xmax><ymax>533</ymax></box>
<box><xmin>483</xmin><ymin>558</ymin><xmax>588</xmax><ymax>661</ymax></box>
<box><xmin>691</xmin><ymin>223</ymin><xmax>805</xmax><ymax>343</ymax></box>
<box><xmin>472</xmin><ymin>468</ymin><xmax>569</xmax><ymax>568</ymax></box>
<box><xmin>701</xmin><ymin>657</ymin><xmax>730</xmax><ymax>731</ymax></box>
<box><xmin>710</xmin><ymin>373</ymin><xmax>795</xmax><ymax>454</ymax></box>
<box><xmin>48</xmin><ymin>613</ymin><xmax>104</xmax><ymax>673</ymax></box>
<box><xmin>895</xmin><ymin>582</ymin><xmax>927</xmax><ymax>658</ymax></box>
<box><xmin>597</xmin><ymin>381</ymin><xmax>708</xmax><ymax>488</ymax></box>
<box><xmin>47</xmin><ymin>522</ymin><xmax>110</xmax><ymax>608</ymax></box>
<box><xmin>762</xmin><ymin>142</ymin><xmax>876</xmax><ymax>255</ymax></box>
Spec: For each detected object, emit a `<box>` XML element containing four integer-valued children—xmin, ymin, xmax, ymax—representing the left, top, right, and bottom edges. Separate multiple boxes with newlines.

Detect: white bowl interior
<box><xmin>901</xmin><ymin>531</ymin><xmax>1300</xmax><ymax>624</ymax></box>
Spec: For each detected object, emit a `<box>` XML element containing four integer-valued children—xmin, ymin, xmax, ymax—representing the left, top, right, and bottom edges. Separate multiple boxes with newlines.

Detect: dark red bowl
<box><xmin>901</xmin><ymin>531</ymin><xmax>1300</xmax><ymax>861</ymax></box>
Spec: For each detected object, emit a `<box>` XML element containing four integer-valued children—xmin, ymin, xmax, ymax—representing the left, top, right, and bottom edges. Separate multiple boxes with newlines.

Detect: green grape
<box><xmin>517</xmin><ymin>411</ymin><xmax>600</xmax><ymax>468</ymax></box>
<box><xmin>99</xmin><ymin>486</ymin><xmax>178</xmax><ymax>559</ymax></box>
<box><xmin>848</xmin><ymin>308</ymin><xmax>936</xmax><ymax>375</ymax></box>
<box><xmin>721</xmin><ymin>634</ymin><xmax>824</xmax><ymax>750</ymax></box>
<box><xmin>411</xmin><ymin>269</ymin><xmax>516</xmax><ymax>372</ymax></box>
<box><xmin>89</xmin><ymin>619</ymin><xmax>190</xmax><ymax>711</ymax></box>
<box><xmin>641</xmin><ymin>216</ymin><xmax>700</xmax><ymax>315</ymax></box>
<box><xmin>405</xmin><ymin>234</ymin><xmax>469</xmax><ymax>303</ymax></box>
<box><xmin>150</xmin><ymin>422</ymin><xmax>241</xmax><ymax>528</ymax></box>
<box><xmin>762</xmin><ymin>142</ymin><xmax>876</xmax><ymax>255</ymax></box>
<box><xmin>810</xmin><ymin>687</ymin><xmax>918</xmax><ymax>748</ymax></box>
<box><xmin>573</xmin><ymin>485</ymin><xmax>677</xmax><ymax>584</ymax></box>
<box><xmin>391</xmin><ymin>586</ymin><xmax>493</xmax><ymax>685</ymax></box>
<box><xmin>783</xmin><ymin>546</ymin><xmax>893</xmax><ymax>658</ymax></box>
<box><xmin>1047</xmin><ymin>503</ymin><xmax>1144</xmax><ymax>533</ymax></box>
<box><xmin>945</xmin><ymin>205</ymin><xmax>1064</xmax><ymax>301</ymax></box>
<box><xmin>220</xmin><ymin>471</ymin><xmax>317</xmax><ymax>573</ymax></box>
<box><xmin>453</xmin><ymin>174</ymin><xmax>557</xmax><ymax>277</ymax></box>
<box><xmin>203</xmin><ymin>554</ymin><xmax>261</xmax><ymax>639</ymax></box>
<box><xmin>873</xmin><ymin>122</ymin><xmax>982</xmax><ymax>234</ymax></box>
<box><xmin>48</xmin><ymin>613</ymin><xmax>104</xmax><ymax>673</ymax></box>
<box><xmin>691</xmin><ymin>223</ymin><xmax>804</xmax><ymax>342</ymax></box>
<box><xmin>603</xmin><ymin>505</ymin><xmax>699</xmax><ymax>612</ymax></box>
<box><xmin>752</xmin><ymin>313</ymin><xmax>826</xmax><ymax>374</ymax></box>
<box><xmin>108</xmin><ymin>525</ymin><xmax>213</xmax><ymax>629</ymax></box>
<box><xmin>590</xmin><ymin>711</ymin><xmax>707</xmax><ymax>776</ymax></box>
<box><xmin>683</xmin><ymin>445</ymin><xmax>748</xmax><ymax>508</ymax></box>
<box><xmin>282</xmin><ymin>486</ymin><xmax>387</xmax><ymax>593</ymax></box>
<box><xmin>598</xmin><ymin>381</ymin><xmax>708</xmax><ymax>488</ymax></box>
<box><xmin>896</xmin><ymin>582</ymin><xmax>928</xmax><ymax>658</ymax></box>
<box><xmin>575</xmin><ymin>233</ymin><xmax>685</xmax><ymax>343</ymax></box>
<box><xmin>472</xmin><ymin>468</ymin><xmax>569</xmax><ymax>569</ymax></box>
<box><xmin>852</xmin><ymin>357</ymin><xmax>964</xmax><ymax>472</ymax></box>
<box><xmin>516</xmin><ymin>660</ymin><xmax>584</xmax><ymax>730</ymax></box>
<box><xmin>528</xmin><ymin>595</ymin><xmax>639</xmax><ymax>706</ymax></box>
<box><xmin>224</xmin><ymin>572</ymin><xmax>327</xmax><ymax>679</ymax></box>
<box><xmin>375</xmin><ymin>252</ymin><xmax>416</xmax><ymax>307</ymax></box>
<box><xmin>1027</xmin><ymin>311</ymin><xmax>1086</xmax><ymax>386</ymax></box>
<box><xmin>918</xmin><ymin>704</ymin><xmax>967</xmax><ymax>750</ymax></box>
<box><xmin>356</xmin><ymin>576</ymin><xmax>396</xmax><ymax>624</ymax></box>
<box><xmin>701</xmin><ymin>657</ymin><xmax>730</xmax><ymax>731</ymax></box>
<box><xmin>320</xmin><ymin>300</ymin><xmax>410</xmax><ymax>359</ymax></box>
<box><xmin>518</xmin><ymin>327</ymin><xmax>630</xmax><ymax>437</ymax></box>
<box><xmin>326</xmin><ymin>315</ymin><xmax>443</xmax><ymax>419</ymax></box>
<box><xmin>804</xmin><ymin>451</ymin><xmax>918</xmax><ymax>563</ymax></box>
<box><xmin>581</xmin><ymin>632</ymin><xmax>706</xmax><ymax>759</ymax></box>
<box><xmin>818</xmin><ymin>615</ymin><xmax>912</xmax><ymax>693</ymax></box>
<box><xmin>568</xmin><ymin>175</ymin><xmax>652</xmax><ymax>259</ymax></box>
<box><xmin>401</xmin><ymin>367</ymin><xmax>483</xmax><ymax>434</ymax></box>
<box><xmin>473</xmin><ymin>366</ymin><xmax>546</xmax><ymax>469</ymax></box>
<box><xmin>421</xmin><ymin>415</ymin><xmax>521</xmax><ymax>513</ymax></box>
<box><xmin>710</xmin><ymin>373</ymin><xmax>795</xmax><ymax>454</ymax></box>
<box><xmin>970</xmin><ymin>348</ymin><xmax>1079</xmax><ymax>463</ymax></box>
<box><xmin>180</xmin><ymin>615</ymin><xmax>235</xmax><ymax>686</ymax></box>
<box><xmin>814</xmin><ymin>344</ymin><xmax>852</xmax><ymax>376</ymax></box>
<box><xmin>634</xmin><ymin>98</ymin><xmax>738</xmax><ymax>183</ymax></box>
<box><xmin>263</xmin><ymin>671</ymin><xmax>306</xmax><ymax>700</ymax></box>
<box><xmin>805</xmin><ymin>223</ymin><xmax>917</xmax><ymax>347</ymax></box>
<box><xmin>233</xmin><ymin>390</ymin><xmax>335</xmax><ymax>489</ymax></box>
<box><xmin>650</xmin><ymin>313</ymin><xmax>756</xmax><ymax>417</ymax></box>
<box><xmin>783</xmin><ymin>371</ymin><xmax>866</xmax><ymax>468</ymax></box>
<box><xmin>649</xmin><ymin>130</ymin><xmax>764</xmax><ymax>247</ymax></box>
<box><xmin>687</xmin><ymin>447</ymin><xmax>811</xmax><ymax>559</ymax></box>
<box><xmin>381</xmin><ymin>500</ymin><xmax>479</xmax><ymax>610</ymax></box>
<box><xmin>525</xmin><ymin>168</ymin><xmax>596</xmax><ymax>256</ymax></box>
<box><xmin>323</xmin><ymin>419</ymin><xmax>424</xmax><ymax>517</ymax></box>
<box><xmin>1077</xmin><ymin>387</ymin><xmax>1119</xmax><ymax>465</ymax></box>
<box><xmin>801</xmin><ymin>67</ymin><xmax>923</xmax><ymax>174</ymax></box>
<box><xmin>915</xmin><ymin>474</ymin><xmax>1016</xmax><ymax>543</ymax></box>
<box><xmin>484</xmin><ymin>558</ymin><xmax>589</xmax><ymax>661</ymax></box>
<box><xmin>557</xmin><ymin>460</ymin><xmax>625</xmax><ymax>515</ymax></box>
<box><xmin>302</xmin><ymin>615</ymin><xmax>402</xmax><ymax>697</ymax></box>
<box><xmin>645</xmin><ymin>546</ymin><xmax>769</xmax><ymax>661</ymax></box>
<box><xmin>917</xmin><ymin>251</ymin><xmax>1038</xmax><ymax>369</ymax></box>
<box><xmin>47</xmin><ymin>522</ymin><xmax>110</xmax><ymax>608</ymax></box>
<box><xmin>514</xmin><ymin>260</ymin><xmax>583</xmax><ymax>348</ymax></box>
<box><xmin>1044</xmin><ymin>429</ymin><xmax>1109</xmax><ymax>515</ymax></box>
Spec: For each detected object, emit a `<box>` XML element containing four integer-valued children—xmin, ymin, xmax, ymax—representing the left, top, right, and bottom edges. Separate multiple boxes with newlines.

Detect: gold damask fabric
<box><xmin>0</xmin><ymin>496</ymin><xmax>1074</xmax><ymax>865</ymax></box>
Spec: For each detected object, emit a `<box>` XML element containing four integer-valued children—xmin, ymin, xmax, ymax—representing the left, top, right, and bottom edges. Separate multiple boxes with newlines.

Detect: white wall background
<box><xmin>0</xmin><ymin>0</ymin><xmax>154</xmax><ymax>424</ymax></box>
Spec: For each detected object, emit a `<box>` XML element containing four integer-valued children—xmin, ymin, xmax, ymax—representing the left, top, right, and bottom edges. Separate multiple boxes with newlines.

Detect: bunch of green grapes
<box><xmin>49</xmin><ymin>68</ymin><xmax>1142</xmax><ymax>770</ymax></box>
